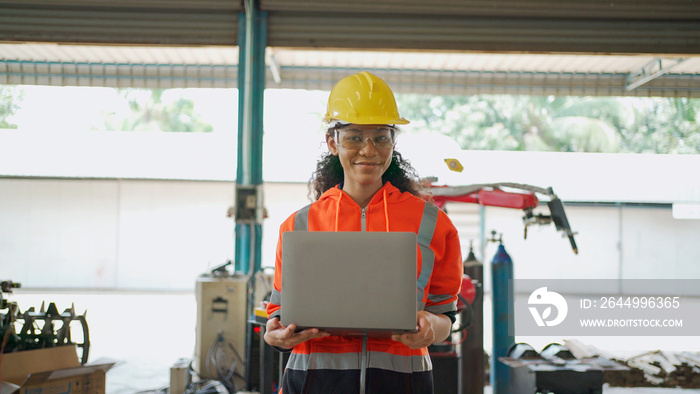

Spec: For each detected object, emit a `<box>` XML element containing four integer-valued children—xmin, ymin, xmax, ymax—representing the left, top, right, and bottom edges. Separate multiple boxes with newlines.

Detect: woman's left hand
<box><xmin>391</xmin><ymin>311</ymin><xmax>451</xmax><ymax>349</ymax></box>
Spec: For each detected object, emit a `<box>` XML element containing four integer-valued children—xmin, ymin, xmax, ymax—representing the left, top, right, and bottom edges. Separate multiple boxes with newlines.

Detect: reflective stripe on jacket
<box><xmin>266</xmin><ymin>181</ymin><xmax>463</xmax><ymax>393</ymax></box>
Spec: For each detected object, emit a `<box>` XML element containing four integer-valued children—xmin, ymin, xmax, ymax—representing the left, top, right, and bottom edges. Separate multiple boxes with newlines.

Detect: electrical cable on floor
<box><xmin>214</xmin><ymin>344</ymin><xmax>236</xmax><ymax>393</ymax></box>
<box><xmin>184</xmin><ymin>380</ymin><xmax>228</xmax><ymax>394</ymax></box>
<box><xmin>191</xmin><ymin>330</ymin><xmax>245</xmax><ymax>394</ymax></box>
<box><xmin>227</xmin><ymin>342</ymin><xmax>245</xmax><ymax>374</ymax></box>
<box><xmin>207</xmin><ymin>335</ymin><xmax>232</xmax><ymax>392</ymax></box>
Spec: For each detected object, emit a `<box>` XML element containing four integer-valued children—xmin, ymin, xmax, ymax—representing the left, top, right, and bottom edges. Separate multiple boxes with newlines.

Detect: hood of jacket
<box><xmin>316</xmin><ymin>181</ymin><xmax>416</xmax><ymax>232</ymax></box>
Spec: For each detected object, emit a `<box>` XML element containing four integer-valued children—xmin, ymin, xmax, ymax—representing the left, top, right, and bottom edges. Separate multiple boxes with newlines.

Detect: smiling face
<box><xmin>327</xmin><ymin>124</ymin><xmax>396</xmax><ymax>192</ymax></box>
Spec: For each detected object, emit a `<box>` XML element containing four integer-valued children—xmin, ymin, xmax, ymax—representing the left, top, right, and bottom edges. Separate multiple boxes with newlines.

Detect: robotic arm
<box><xmin>427</xmin><ymin>181</ymin><xmax>578</xmax><ymax>254</ymax></box>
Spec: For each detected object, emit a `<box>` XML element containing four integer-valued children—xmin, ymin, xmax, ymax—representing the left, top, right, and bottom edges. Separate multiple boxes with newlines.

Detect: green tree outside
<box><xmin>2</xmin><ymin>85</ymin><xmax>697</xmax><ymax>153</ymax></box>
<box><xmin>0</xmin><ymin>86</ymin><xmax>23</xmax><ymax>129</ymax></box>
<box><xmin>101</xmin><ymin>88</ymin><xmax>214</xmax><ymax>132</ymax></box>
<box><xmin>396</xmin><ymin>94</ymin><xmax>700</xmax><ymax>154</ymax></box>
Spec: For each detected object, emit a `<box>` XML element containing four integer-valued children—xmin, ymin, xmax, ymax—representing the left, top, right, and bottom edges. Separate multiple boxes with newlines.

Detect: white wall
<box><xmin>475</xmin><ymin>204</ymin><xmax>700</xmax><ymax>296</ymax></box>
<box><xmin>2</xmin><ymin>178</ymin><xmax>700</xmax><ymax>292</ymax></box>
<box><xmin>0</xmin><ymin>178</ymin><xmax>235</xmax><ymax>290</ymax></box>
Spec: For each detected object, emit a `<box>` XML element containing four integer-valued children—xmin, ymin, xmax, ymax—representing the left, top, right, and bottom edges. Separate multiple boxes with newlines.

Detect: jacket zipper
<box><xmin>361</xmin><ymin>207</ymin><xmax>367</xmax><ymax>232</ymax></box>
<box><xmin>360</xmin><ymin>206</ymin><xmax>368</xmax><ymax>394</ymax></box>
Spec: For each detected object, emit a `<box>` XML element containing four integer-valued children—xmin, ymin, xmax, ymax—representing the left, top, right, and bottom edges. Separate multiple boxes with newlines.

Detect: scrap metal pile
<box><xmin>607</xmin><ymin>350</ymin><xmax>700</xmax><ymax>388</ymax></box>
<box><xmin>499</xmin><ymin>342</ymin><xmax>628</xmax><ymax>394</ymax></box>
<box><xmin>1</xmin><ymin>280</ymin><xmax>90</xmax><ymax>364</ymax></box>
<box><xmin>565</xmin><ymin>339</ymin><xmax>700</xmax><ymax>389</ymax></box>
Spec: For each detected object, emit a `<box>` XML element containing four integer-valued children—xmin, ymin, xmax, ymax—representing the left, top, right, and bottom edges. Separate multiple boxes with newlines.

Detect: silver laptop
<box><xmin>281</xmin><ymin>231</ymin><xmax>418</xmax><ymax>337</ymax></box>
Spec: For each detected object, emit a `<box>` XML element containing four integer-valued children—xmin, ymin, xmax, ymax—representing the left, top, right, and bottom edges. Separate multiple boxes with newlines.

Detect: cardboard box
<box><xmin>169</xmin><ymin>358</ymin><xmax>192</xmax><ymax>394</ymax></box>
<box><xmin>2</xmin><ymin>346</ymin><xmax>80</xmax><ymax>385</ymax></box>
<box><xmin>0</xmin><ymin>345</ymin><xmax>115</xmax><ymax>394</ymax></box>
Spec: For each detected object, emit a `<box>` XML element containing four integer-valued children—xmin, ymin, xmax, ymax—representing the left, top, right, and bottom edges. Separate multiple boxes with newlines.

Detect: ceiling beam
<box><xmin>626</xmin><ymin>58</ymin><xmax>688</xmax><ymax>91</ymax></box>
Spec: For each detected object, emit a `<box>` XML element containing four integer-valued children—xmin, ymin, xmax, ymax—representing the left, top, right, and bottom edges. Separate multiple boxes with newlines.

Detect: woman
<box><xmin>265</xmin><ymin>71</ymin><xmax>463</xmax><ymax>393</ymax></box>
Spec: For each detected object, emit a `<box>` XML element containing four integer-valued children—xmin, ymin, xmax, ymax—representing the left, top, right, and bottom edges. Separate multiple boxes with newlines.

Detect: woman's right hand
<box><xmin>264</xmin><ymin>317</ymin><xmax>330</xmax><ymax>349</ymax></box>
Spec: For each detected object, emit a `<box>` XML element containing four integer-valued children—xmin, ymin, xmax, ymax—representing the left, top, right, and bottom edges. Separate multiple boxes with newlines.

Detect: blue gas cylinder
<box><xmin>491</xmin><ymin>241</ymin><xmax>515</xmax><ymax>394</ymax></box>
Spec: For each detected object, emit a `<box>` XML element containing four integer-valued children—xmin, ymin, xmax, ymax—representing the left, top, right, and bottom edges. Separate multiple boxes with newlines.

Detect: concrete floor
<box><xmin>8</xmin><ymin>291</ymin><xmax>700</xmax><ymax>393</ymax></box>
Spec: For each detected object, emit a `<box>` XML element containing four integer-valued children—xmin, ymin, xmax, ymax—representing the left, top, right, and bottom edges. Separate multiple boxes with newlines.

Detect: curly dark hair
<box><xmin>309</xmin><ymin>129</ymin><xmax>425</xmax><ymax>200</ymax></box>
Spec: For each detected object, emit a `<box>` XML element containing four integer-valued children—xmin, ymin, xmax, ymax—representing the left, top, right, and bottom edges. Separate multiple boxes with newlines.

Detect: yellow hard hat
<box><xmin>323</xmin><ymin>71</ymin><xmax>409</xmax><ymax>125</ymax></box>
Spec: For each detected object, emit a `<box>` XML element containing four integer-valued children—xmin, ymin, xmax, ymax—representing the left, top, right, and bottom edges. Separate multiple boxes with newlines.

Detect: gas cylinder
<box><xmin>490</xmin><ymin>232</ymin><xmax>515</xmax><ymax>394</ymax></box>
<box><xmin>462</xmin><ymin>242</ymin><xmax>484</xmax><ymax>393</ymax></box>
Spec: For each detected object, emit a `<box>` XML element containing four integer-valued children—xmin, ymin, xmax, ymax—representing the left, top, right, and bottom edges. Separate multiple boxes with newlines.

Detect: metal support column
<box><xmin>236</xmin><ymin>0</ymin><xmax>267</xmax><ymax>391</ymax></box>
<box><xmin>235</xmin><ymin>0</ymin><xmax>266</xmax><ymax>277</ymax></box>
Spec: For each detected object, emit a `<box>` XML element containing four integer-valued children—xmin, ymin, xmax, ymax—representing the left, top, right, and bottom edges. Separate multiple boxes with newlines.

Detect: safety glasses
<box><xmin>334</xmin><ymin>126</ymin><xmax>396</xmax><ymax>150</ymax></box>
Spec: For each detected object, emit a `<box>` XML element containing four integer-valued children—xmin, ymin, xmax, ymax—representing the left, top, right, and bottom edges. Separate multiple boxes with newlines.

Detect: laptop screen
<box><xmin>281</xmin><ymin>231</ymin><xmax>418</xmax><ymax>336</ymax></box>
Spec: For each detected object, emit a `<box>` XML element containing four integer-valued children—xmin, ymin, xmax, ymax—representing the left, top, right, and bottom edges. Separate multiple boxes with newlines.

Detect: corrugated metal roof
<box><xmin>261</xmin><ymin>0</ymin><xmax>700</xmax><ymax>55</ymax></box>
<box><xmin>0</xmin><ymin>44</ymin><xmax>238</xmax><ymax>64</ymax></box>
<box><xmin>2</xmin><ymin>44</ymin><xmax>698</xmax><ymax>74</ymax></box>
<box><xmin>261</xmin><ymin>0</ymin><xmax>700</xmax><ymax>20</ymax></box>
<box><xmin>270</xmin><ymin>49</ymin><xmax>700</xmax><ymax>75</ymax></box>
<box><xmin>0</xmin><ymin>44</ymin><xmax>239</xmax><ymax>88</ymax></box>
<box><xmin>0</xmin><ymin>0</ymin><xmax>697</xmax><ymax>54</ymax></box>
<box><xmin>0</xmin><ymin>0</ymin><xmax>241</xmax><ymax>46</ymax></box>
<box><xmin>266</xmin><ymin>13</ymin><xmax>700</xmax><ymax>55</ymax></box>
<box><xmin>1</xmin><ymin>43</ymin><xmax>699</xmax><ymax>96</ymax></box>
<box><xmin>265</xmin><ymin>49</ymin><xmax>700</xmax><ymax>97</ymax></box>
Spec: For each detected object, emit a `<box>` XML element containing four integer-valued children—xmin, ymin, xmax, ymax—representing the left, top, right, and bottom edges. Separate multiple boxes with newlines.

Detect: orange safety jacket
<box><xmin>267</xmin><ymin>182</ymin><xmax>463</xmax><ymax>393</ymax></box>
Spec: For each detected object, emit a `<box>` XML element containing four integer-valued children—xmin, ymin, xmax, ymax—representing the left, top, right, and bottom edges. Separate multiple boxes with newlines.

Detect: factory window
<box><xmin>2</xmin><ymin>86</ymin><xmax>699</xmax><ymax>181</ymax></box>
<box><xmin>0</xmin><ymin>85</ymin><xmax>238</xmax><ymax>180</ymax></box>
<box><xmin>2</xmin><ymin>86</ymin><xmax>235</xmax><ymax>133</ymax></box>
<box><xmin>396</xmin><ymin>95</ymin><xmax>700</xmax><ymax>155</ymax></box>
